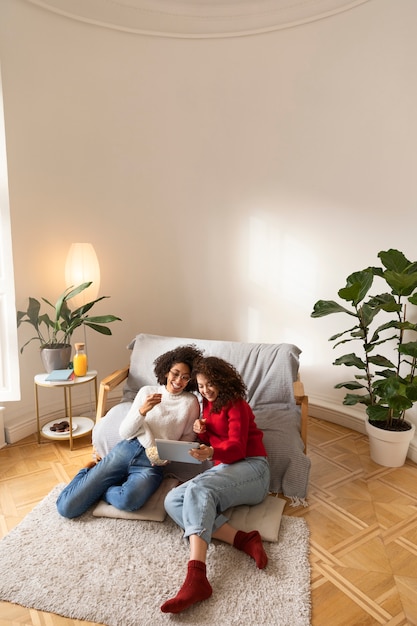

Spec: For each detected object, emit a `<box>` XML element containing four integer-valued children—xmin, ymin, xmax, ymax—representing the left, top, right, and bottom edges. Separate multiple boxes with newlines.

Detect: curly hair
<box><xmin>153</xmin><ymin>344</ymin><xmax>203</xmax><ymax>391</ymax></box>
<box><xmin>192</xmin><ymin>356</ymin><xmax>247</xmax><ymax>413</ymax></box>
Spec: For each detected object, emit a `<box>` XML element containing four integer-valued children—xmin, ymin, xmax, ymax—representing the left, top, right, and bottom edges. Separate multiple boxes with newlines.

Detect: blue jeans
<box><xmin>56</xmin><ymin>438</ymin><xmax>163</xmax><ymax>518</ymax></box>
<box><xmin>164</xmin><ymin>456</ymin><xmax>270</xmax><ymax>545</ymax></box>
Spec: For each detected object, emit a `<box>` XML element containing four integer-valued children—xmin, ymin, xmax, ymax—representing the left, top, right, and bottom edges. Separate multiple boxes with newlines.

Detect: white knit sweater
<box><xmin>119</xmin><ymin>384</ymin><xmax>200</xmax><ymax>449</ymax></box>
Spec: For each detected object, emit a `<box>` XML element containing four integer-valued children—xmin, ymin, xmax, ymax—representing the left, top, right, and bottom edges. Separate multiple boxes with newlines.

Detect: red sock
<box><xmin>233</xmin><ymin>530</ymin><xmax>268</xmax><ymax>569</ymax></box>
<box><xmin>160</xmin><ymin>560</ymin><xmax>212</xmax><ymax>614</ymax></box>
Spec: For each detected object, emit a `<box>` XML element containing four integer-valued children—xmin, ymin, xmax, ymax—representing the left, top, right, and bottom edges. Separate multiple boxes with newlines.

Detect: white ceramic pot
<box><xmin>365</xmin><ymin>417</ymin><xmax>416</xmax><ymax>468</ymax></box>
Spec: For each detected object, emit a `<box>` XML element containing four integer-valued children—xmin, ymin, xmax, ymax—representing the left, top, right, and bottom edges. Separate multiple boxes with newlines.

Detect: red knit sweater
<box><xmin>198</xmin><ymin>397</ymin><xmax>267</xmax><ymax>465</ymax></box>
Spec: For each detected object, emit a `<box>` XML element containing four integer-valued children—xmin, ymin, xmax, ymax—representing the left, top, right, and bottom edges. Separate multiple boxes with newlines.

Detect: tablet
<box><xmin>155</xmin><ymin>439</ymin><xmax>201</xmax><ymax>464</ymax></box>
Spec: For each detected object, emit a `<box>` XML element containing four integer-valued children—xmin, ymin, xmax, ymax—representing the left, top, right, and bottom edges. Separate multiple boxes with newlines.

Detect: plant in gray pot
<box><xmin>17</xmin><ymin>282</ymin><xmax>121</xmax><ymax>372</ymax></box>
<box><xmin>311</xmin><ymin>248</ymin><xmax>417</xmax><ymax>467</ymax></box>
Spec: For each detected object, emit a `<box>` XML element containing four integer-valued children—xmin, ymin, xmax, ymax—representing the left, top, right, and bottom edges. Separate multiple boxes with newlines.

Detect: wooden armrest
<box><xmin>96</xmin><ymin>366</ymin><xmax>130</xmax><ymax>422</ymax></box>
<box><xmin>293</xmin><ymin>378</ymin><xmax>308</xmax><ymax>452</ymax></box>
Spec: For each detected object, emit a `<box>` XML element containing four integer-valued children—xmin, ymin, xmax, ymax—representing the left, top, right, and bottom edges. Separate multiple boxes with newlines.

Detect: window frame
<box><xmin>0</xmin><ymin>68</ymin><xmax>20</xmax><ymax>402</ymax></box>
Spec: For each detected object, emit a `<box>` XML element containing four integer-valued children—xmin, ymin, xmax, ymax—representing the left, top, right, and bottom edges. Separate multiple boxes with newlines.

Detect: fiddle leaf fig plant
<box><xmin>17</xmin><ymin>282</ymin><xmax>121</xmax><ymax>353</ymax></box>
<box><xmin>311</xmin><ymin>249</ymin><xmax>417</xmax><ymax>430</ymax></box>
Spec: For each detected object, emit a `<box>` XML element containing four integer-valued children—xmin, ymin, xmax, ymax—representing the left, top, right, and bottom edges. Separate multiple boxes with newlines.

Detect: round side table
<box><xmin>34</xmin><ymin>370</ymin><xmax>98</xmax><ymax>450</ymax></box>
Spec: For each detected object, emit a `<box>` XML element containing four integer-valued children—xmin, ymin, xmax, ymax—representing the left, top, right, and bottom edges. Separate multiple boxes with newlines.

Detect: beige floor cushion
<box><xmin>92</xmin><ymin>477</ymin><xmax>180</xmax><ymax>522</ymax></box>
<box><xmin>224</xmin><ymin>494</ymin><xmax>286</xmax><ymax>542</ymax></box>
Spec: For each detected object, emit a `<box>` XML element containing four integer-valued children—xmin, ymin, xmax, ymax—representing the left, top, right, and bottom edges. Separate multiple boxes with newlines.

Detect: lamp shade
<box><xmin>65</xmin><ymin>243</ymin><xmax>100</xmax><ymax>308</ymax></box>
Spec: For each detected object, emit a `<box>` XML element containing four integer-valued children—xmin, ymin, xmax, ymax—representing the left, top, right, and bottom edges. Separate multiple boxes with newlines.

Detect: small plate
<box><xmin>49</xmin><ymin>422</ymin><xmax>78</xmax><ymax>435</ymax></box>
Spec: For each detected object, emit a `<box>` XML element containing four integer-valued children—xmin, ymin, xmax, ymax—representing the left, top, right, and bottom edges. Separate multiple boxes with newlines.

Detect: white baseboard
<box><xmin>309</xmin><ymin>401</ymin><xmax>367</xmax><ymax>433</ymax></box>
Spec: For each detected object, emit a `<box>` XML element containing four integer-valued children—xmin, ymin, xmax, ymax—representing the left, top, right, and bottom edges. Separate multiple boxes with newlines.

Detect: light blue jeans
<box><xmin>164</xmin><ymin>456</ymin><xmax>270</xmax><ymax>545</ymax></box>
<box><xmin>56</xmin><ymin>438</ymin><xmax>163</xmax><ymax>518</ymax></box>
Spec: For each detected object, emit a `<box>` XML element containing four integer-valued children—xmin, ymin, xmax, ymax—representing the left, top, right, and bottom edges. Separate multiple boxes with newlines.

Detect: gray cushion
<box><xmin>92</xmin><ymin>402</ymin><xmax>132</xmax><ymax>458</ymax></box>
<box><xmin>254</xmin><ymin>405</ymin><xmax>310</xmax><ymax>498</ymax></box>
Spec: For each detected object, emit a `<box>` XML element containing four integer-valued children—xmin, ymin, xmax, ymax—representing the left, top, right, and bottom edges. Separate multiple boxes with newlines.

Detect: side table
<box><xmin>34</xmin><ymin>370</ymin><xmax>98</xmax><ymax>450</ymax></box>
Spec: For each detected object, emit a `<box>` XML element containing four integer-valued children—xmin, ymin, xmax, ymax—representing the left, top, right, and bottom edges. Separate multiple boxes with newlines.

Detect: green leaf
<box><xmin>367</xmin><ymin>355</ymin><xmax>396</xmax><ymax>368</ymax></box>
<box><xmin>338</xmin><ymin>270</ymin><xmax>373</xmax><ymax>305</ymax></box>
<box><xmin>378</xmin><ymin>249</ymin><xmax>411</xmax><ymax>272</ymax></box>
<box><xmin>399</xmin><ymin>341</ymin><xmax>417</xmax><ymax>358</ymax></box>
<box><xmin>311</xmin><ymin>300</ymin><xmax>354</xmax><ymax>318</ymax></box>
<box><xmin>27</xmin><ymin>298</ymin><xmax>42</xmax><ymax>326</ymax></box>
<box><xmin>358</xmin><ymin>302</ymin><xmax>381</xmax><ymax>328</ymax></box>
<box><xmin>329</xmin><ymin>325</ymin><xmax>361</xmax><ymax>341</ymax></box>
<box><xmin>383</xmin><ymin>270</ymin><xmax>417</xmax><ymax>296</ymax></box>
<box><xmin>367</xmin><ymin>293</ymin><xmax>401</xmax><ymax>313</ymax></box>
<box><xmin>83</xmin><ymin>322</ymin><xmax>112</xmax><ymax>335</ymax></box>
<box><xmin>407</xmin><ymin>293</ymin><xmax>417</xmax><ymax>306</ymax></box>
<box><xmin>334</xmin><ymin>381</ymin><xmax>366</xmax><ymax>390</ymax></box>
<box><xmin>72</xmin><ymin>295</ymin><xmax>109</xmax><ymax>316</ymax></box>
<box><xmin>333</xmin><ymin>337</ymin><xmax>362</xmax><ymax>350</ymax></box>
<box><xmin>387</xmin><ymin>395</ymin><xmax>413</xmax><ymax>412</ymax></box>
<box><xmin>84</xmin><ymin>315</ymin><xmax>122</xmax><ymax>324</ymax></box>
<box><xmin>406</xmin><ymin>381</ymin><xmax>417</xmax><ymax>402</ymax></box>
<box><xmin>366</xmin><ymin>404</ymin><xmax>390</xmax><ymax>421</ymax></box>
<box><xmin>372</xmin><ymin>376</ymin><xmax>401</xmax><ymax>395</ymax></box>
<box><xmin>333</xmin><ymin>353</ymin><xmax>366</xmax><ymax>369</ymax></box>
<box><xmin>374</xmin><ymin>368</ymin><xmax>398</xmax><ymax>379</ymax></box>
<box><xmin>64</xmin><ymin>282</ymin><xmax>93</xmax><ymax>302</ymax></box>
<box><xmin>342</xmin><ymin>393</ymin><xmax>370</xmax><ymax>406</ymax></box>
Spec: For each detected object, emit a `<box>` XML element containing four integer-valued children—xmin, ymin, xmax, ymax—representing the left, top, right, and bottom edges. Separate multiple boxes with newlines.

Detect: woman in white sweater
<box><xmin>56</xmin><ymin>345</ymin><xmax>202</xmax><ymax>518</ymax></box>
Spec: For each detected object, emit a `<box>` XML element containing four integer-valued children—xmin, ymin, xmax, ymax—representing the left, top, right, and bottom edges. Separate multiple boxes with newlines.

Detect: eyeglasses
<box><xmin>169</xmin><ymin>369</ymin><xmax>191</xmax><ymax>382</ymax></box>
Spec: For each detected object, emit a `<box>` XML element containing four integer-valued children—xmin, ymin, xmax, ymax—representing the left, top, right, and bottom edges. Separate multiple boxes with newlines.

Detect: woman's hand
<box><xmin>139</xmin><ymin>393</ymin><xmax>162</xmax><ymax>416</ymax></box>
<box><xmin>189</xmin><ymin>444</ymin><xmax>213</xmax><ymax>462</ymax></box>
<box><xmin>193</xmin><ymin>418</ymin><xmax>207</xmax><ymax>434</ymax></box>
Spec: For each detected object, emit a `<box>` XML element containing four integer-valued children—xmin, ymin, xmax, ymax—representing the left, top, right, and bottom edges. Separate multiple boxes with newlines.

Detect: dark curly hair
<box><xmin>192</xmin><ymin>356</ymin><xmax>247</xmax><ymax>413</ymax></box>
<box><xmin>153</xmin><ymin>344</ymin><xmax>203</xmax><ymax>391</ymax></box>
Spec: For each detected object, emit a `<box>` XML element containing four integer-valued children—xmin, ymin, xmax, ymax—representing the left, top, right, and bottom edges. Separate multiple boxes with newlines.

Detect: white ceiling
<box><xmin>26</xmin><ymin>0</ymin><xmax>371</xmax><ymax>37</ymax></box>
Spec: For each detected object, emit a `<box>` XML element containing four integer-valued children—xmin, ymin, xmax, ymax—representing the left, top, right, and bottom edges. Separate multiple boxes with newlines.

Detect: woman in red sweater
<box><xmin>161</xmin><ymin>356</ymin><xmax>270</xmax><ymax>614</ymax></box>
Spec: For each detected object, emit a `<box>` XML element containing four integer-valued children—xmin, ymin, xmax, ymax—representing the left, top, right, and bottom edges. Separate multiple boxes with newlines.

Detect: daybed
<box><xmin>91</xmin><ymin>333</ymin><xmax>311</xmax><ymax>539</ymax></box>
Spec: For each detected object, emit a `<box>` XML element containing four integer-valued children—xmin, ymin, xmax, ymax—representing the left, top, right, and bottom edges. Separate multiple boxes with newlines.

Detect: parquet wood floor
<box><xmin>0</xmin><ymin>416</ymin><xmax>417</xmax><ymax>625</ymax></box>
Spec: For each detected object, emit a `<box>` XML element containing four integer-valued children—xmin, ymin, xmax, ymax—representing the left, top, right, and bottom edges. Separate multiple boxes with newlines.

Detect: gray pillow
<box><xmin>92</xmin><ymin>402</ymin><xmax>131</xmax><ymax>458</ymax></box>
<box><xmin>254</xmin><ymin>404</ymin><xmax>310</xmax><ymax>499</ymax></box>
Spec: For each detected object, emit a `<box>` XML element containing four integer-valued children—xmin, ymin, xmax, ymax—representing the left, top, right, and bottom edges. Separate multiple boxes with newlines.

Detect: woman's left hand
<box><xmin>189</xmin><ymin>444</ymin><xmax>213</xmax><ymax>463</ymax></box>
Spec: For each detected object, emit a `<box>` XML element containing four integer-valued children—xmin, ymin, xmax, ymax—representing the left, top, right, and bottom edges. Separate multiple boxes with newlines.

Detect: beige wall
<box><xmin>1</xmin><ymin>0</ymin><xmax>417</xmax><ymax>441</ymax></box>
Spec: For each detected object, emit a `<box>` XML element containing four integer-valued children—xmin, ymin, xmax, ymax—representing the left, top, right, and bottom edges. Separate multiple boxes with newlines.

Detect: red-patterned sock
<box><xmin>233</xmin><ymin>530</ymin><xmax>268</xmax><ymax>569</ymax></box>
<box><xmin>160</xmin><ymin>560</ymin><xmax>212</xmax><ymax>614</ymax></box>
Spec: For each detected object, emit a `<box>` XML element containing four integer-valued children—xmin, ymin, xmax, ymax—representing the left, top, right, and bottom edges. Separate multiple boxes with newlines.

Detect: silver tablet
<box><xmin>155</xmin><ymin>439</ymin><xmax>201</xmax><ymax>464</ymax></box>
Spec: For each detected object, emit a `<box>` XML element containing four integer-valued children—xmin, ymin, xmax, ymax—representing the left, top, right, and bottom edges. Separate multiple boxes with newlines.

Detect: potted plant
<box><xmin>311</xmin><ymin>248</ymin><xmax>417</xmax><ymax>467</ymax></box>
<box><xmin>17</xmin><ymin>282</ymin><xmax>121</xmax><ymax>372</ymax></box>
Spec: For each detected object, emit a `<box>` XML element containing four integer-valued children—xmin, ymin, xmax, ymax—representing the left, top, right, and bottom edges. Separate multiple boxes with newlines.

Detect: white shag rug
<box><xmin>0</xmin><ymin>485</ymin><xmax>311</xmax><ymax>626</ymax></box>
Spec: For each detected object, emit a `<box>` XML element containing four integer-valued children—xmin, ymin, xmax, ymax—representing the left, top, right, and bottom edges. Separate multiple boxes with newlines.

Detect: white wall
<box><xmin>1</xmin><ymin>0</ymin><xmax>417</xmax><ymax>443</ymax></box>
